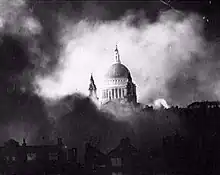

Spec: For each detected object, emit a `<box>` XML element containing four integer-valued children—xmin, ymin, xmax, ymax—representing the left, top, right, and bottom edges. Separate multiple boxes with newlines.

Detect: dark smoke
<box><xmin>0</xmin><ymin>0</ymin><xmax>59</xmax><ymax>145</ymax></box>
<box><xmin>166</xmin><ymin>42</ymin><xmax>220</xmax><ymax>106</ymax></box>
<box><xmin>0</xmin><ymin>1</ymin><xmax>218</xmax><ymax>166</ymax></box>
<box><xmin>0</xmin><ymin>33</ymin><xmax>53</xmax><ymax>144</ymax></box>
<box><xmin>27</xmin><ymin>1</ymin><xmax>64</xmax><ymax>76</ymax></box>
<box><xmin>51</xmin><ymin>94</ymin><xmax>135</xmax><ymax>159</ymax></box>
<box><xmin>49</xmin><ymin>93</ymin><xmax>182</xmax><ymax>161</ymax></box>
<box><xmin>27</xmin><ymin>0</ymin><xmax>204</xmax><ymax>158</ymax></box>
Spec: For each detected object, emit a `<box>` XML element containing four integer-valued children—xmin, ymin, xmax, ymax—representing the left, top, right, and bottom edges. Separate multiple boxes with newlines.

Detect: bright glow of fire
<box><xmin>153</xmin><ymin>98</ymin><xmax>170</xmax><ymax>109</ymax></box>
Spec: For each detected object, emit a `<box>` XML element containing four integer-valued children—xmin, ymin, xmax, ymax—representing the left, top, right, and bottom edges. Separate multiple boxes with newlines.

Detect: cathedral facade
<box><xmin>88</xmin><ymin>45</ymin><xmax>137</xmax><ymax>105</ymax></box>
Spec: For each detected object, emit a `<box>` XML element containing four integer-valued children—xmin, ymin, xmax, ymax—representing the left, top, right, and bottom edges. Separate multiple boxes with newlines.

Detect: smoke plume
<box><xmin>0</xmin><ymin>0</ymin><xmax>59</xmax><ymax>145</ymax></box>
<box><xmin>51</xmin><ymin>93</ymin><xmax>181</xmax><ymax>161</ymax></box>
<box><xmin>30</xmin><ymin>1</ymin><xmax>212</xmax><ymax>157</ymax></box>
<box><xmin>0</xmin><ymin>1</ymin><xmax>218</xmax><ymax>163</ymax></box>
<box><xmin>35</xmin><ymin>7</ymin><xmax>209</xmax><ymax>107</ymax></box>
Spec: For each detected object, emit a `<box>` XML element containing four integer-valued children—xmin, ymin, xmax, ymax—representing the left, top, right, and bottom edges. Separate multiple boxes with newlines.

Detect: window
<box><xmin>5</xmin><ymin>156</ymin><xmax>9</xmax><ymax>162</ymax></box>
<box><xmin>111</xmin><ymin>157</ymin><xmax>122</xmax><ymax>167</ymax></box>
<box><xmin>92</xmin><ymin>164</ymin><xmax>95</xmax><ymax>170</ymax></box>
<box><xmin>12</xmin><ymin>156</ymin><xmax>16</xmax><ymax>161</ymax></box>
<box><xmin>67</xmin><ymin>148</ymin><xmax>76</xmax><ymax>161</ymax></box>
<box><xmin>112</xmin><ymin>172</ymin><xmax>123</xmax><ymax>175</ymax></box>
<box><xmin>72</xmin><ymin>148</ymin><xmax>76</xmax><ymax>157</ymax></box>
<box><xmin>27</xmin><ymin>153</ymin><xmax>36</xmax><ymax>161</ymax></box>
<box><xmin>49</xmin><ymin>152</ymin><xmax>58</xmax><ymax>161</ymax></box>
<box><xmin>4</xmin><ymin>156</ymin><xmax>16</xmax><ymax>162</ymax></box>
<box><xmin>99</xmin><ymin>164</ymin><xmax>106</xmax><ymax>168</ymax></box>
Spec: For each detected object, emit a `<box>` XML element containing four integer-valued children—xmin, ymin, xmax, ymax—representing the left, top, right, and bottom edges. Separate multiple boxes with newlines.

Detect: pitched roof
<box><xmin>108</xmin><ymin>138</ymin><xmax>138</xmax><ymax>156</ymax></box>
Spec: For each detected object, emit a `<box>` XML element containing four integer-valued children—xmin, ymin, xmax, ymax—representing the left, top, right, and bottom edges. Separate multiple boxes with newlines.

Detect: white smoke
<box><xmin>0</xmin><ymin>0</ymin><xmax>42</xmax><ymax>35</ymax></box>
<box><xmin>35</xmin><ymin>10</ymin><xmax>207</xmax><ymax>104</ymax></box>
<box><xmin>153</xmin><ymin>98</ymin><xmax>170</xmax><ymax>109</ymax></box>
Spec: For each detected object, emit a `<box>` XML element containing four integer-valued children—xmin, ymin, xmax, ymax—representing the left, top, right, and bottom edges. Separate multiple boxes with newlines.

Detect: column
<box><xmin>124</xmin><ymin>89</ymin><xmax>127</xmax><ymax>97</ymax></box>
<box><xmin>119</xmin><ymin>88</ymin><xmax>121</xmax><ymax>98</ymax></box>
<box><xmin>109</xmin><ymin>91</ymin><xmax>111</xmax><ymax>99</ymax></box>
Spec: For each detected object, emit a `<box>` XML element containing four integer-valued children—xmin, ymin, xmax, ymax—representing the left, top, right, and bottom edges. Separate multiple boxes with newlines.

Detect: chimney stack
<box><xmin>57</xmin><ymin>138</ymin><xmax>63</xmax><ymax>147</ymax></box>
<box><xmin>22</xmin><ymin>138</ymin><xmax>26</xmax><ymax>146</ymax></box>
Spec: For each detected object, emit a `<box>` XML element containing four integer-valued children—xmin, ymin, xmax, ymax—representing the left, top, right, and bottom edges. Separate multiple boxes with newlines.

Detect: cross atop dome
<box><xmin>115</xmin><ymin>44</ymin><xmax>121</xmax><ymax>63</ymax></box>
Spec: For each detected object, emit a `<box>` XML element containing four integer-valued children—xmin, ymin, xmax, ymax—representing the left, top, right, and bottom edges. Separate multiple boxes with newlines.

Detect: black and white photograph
<box><xmin>0</xmin><ymin>0</ymin><xmax>218</xmax><ymax>174</ymax></box>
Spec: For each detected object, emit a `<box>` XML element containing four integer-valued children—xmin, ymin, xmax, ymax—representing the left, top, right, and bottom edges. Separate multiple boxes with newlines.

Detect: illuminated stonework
<box><xmin>88</xmin><ymin>45</ymin><xmax>137</xmax><ymax>105</ymax></box>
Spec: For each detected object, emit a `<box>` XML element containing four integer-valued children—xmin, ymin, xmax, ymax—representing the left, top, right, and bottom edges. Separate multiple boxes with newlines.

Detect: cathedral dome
<box><xmin>105</xmin><ymin>63</ymin><xmax>130</xmax><ymax>79</ymax></box>
<box><xmin>97</xmin><ymin>45</ymin><xmax>137</xmax><ymax>105</ymax></box>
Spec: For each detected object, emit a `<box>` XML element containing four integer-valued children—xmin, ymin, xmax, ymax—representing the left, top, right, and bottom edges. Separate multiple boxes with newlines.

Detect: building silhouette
<box><xmin>0</xmin><ymin>138</ymin><xmax>78</xmax><ymax>175</ymax></box>
<box><xmin>1</xmin><ymin>100</ymin><xmax>220</xmax><ymax>174</ymax></box>
<box><xmin>84</xmin><ymin>143</ymin><xmax>111</xmax><ymax>175</ymax></box>
<box><xmin>84</xmin><ymin>137</ymin><xmax>143</xmax><ymax>175</ymax></box>
<box><xmin>108</xmin><ymin>137</ymin><xmax>141</xmax><ymax>175</ymax></box>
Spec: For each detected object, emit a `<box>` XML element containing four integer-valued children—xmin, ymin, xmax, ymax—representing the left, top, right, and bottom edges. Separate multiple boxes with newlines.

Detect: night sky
<box><xmin>0</xmin><ymin>0</ymin><xmax>219</xmax><ymax>159</ymax></box>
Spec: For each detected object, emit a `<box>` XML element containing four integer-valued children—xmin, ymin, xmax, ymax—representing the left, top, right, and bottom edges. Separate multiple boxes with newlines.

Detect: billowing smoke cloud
<box><xmin>0</xmin><ymin>0</ymin><xmax>41</xmax><ymax>35</ymax></box>
<box><xmin>167</xmin><ymin>39</ymin><xmax>220</xmax><ymax>106</ymax></box>
<box><xmin>50</xmin><ymin>93</ymin><xmax>181</xmax><ymax>160</ymax></box>
<box><xmin>0</xmin><ymin>0</ymin><xmax>58</xmax><ymax>145</ymax></box>
<box><xmin>31</xmin><ymin>3</ymin><xmax>207</xmax><ymax>157</ymax></box>
<box><xmin>153</xmin><ymin>98</ymin><xmax>170</xmax><ymax>109</ymax></box>
<box><xmin>53</xmin><ymin>94</ymin><xmax>134</xmax><ymax>158</ymax></box>
<box><xmin>0</xmin><ymin>1</ymin><xmax>217</xmax><ymax>165</ymax></box>
<box><xmin>35</xmin><ymin>8</ymin><xmax>208</xmax><ymax>107</ymax></box>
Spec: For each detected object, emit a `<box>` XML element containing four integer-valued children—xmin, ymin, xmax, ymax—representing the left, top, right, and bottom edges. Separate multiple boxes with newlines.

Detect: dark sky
<box><xmin>29</xmin><ymin>0</ymin><xmax>217</xmax><ymax>33</ymax></box>
<box><xmin>30</xmin><ymin>0</ymin><xmax>219</xmax><ymax>105</ymax></box>
<box><xmin>0</xmin><ymin>0</ymin><xmax>218</xmax><ymax>109</ymax></box>
<box><xmin>39</xmin><ymin>1</ymin><xmax>216</xmax><ymax>28</ymax></box>
<box><xmin>0</xmin><ymin>0</ymin><xmax>218</xmax><ymax>106</ymax></box>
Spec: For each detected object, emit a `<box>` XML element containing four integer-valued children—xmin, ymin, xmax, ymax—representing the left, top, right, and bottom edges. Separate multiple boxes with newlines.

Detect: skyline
<box><xmin>0</xmin><ymin>0</ymin><xmax>219</xmax><ymax>163</ymax></box>
<box><xmin>32</xmin><ymin>2</ymin><xmax>214</xmax><ymax>107</ymax></box>
<box><xmin>0</xmin><ymin>0</ymin><xmax>217</xmax><ymax>107</ymax></box>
